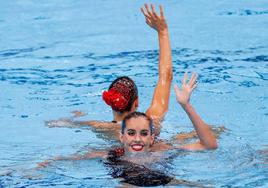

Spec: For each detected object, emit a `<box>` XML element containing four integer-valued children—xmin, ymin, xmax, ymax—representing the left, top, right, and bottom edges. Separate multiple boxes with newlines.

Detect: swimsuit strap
<box><xmin>111</xmin><ymin>120</ymin><xmax>122</xmax><ymax>124</ymax></box>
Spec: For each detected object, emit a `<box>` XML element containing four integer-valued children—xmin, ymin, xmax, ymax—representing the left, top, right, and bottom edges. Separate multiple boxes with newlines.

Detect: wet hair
<box><xmin>121</xmin><ymin>111</ymin><xmax>154</xmax><ymax>135</ymax></box>
<box><xmin>103</xmin><ymin>76</ymin><xmax>138</xmax><ymax>113</ymax></box>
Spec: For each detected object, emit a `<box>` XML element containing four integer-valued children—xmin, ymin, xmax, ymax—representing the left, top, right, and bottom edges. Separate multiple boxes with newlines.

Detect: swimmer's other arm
<box><xmin>46</xmin><ymin>118</ymin><xmax>119</xmax><ymax>130</ymax></box>
<box><xmin>71</xmin><ymin>111</ymin><xmax>118</xmax><ymax>129</ymax></box>
<box><xmin>37</xmin><ymin>151</ymin><xmax>107</xmax><ymax>168</ymax></box>
<box><xmin>75</xmin><ymin>120</ymin><xmax>120</xmax><ymax>129</ymax></box>
<box><xmin>174</xmin><ymin>73</ymin><xmax>218</xmax><ymax>150</ymax></box>
<box><xmin>141</xmin><ymin>5</ymin><xmax>173</xmax><ymax>124</ymax></box>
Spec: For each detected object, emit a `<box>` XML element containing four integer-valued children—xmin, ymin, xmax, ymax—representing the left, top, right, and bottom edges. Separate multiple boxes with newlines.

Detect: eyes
<box><xmin>127</xmin><ymin>129</ymin><xmax>149</xmax><ymax>137</ymax></box>
<box><xmin>127</xmin><ymin>129</ymin><xmax>136</xmax><ymax>136</ymax></box>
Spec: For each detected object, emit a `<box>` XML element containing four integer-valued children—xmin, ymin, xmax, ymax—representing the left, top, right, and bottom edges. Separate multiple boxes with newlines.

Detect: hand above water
<box><xmin>141</xmin><ymin>4</ymin><xmax>168</xmax><ymax>35</ymax></box>
<box><xmin>174</xmin><ymin>73</ymin><xmax>198</xmax><ymax>107</ymax></box>
<box><xmin>71</xmin><ymin>110</ymin><xmax>87</xmax><ymax>117</ymax></box>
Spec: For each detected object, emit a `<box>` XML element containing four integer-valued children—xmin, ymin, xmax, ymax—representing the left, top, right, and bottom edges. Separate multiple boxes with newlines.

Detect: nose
<box><xmin>134</xmin><ymin>133</ymin><xmax>142</xmax><ymax>142</ymax></box>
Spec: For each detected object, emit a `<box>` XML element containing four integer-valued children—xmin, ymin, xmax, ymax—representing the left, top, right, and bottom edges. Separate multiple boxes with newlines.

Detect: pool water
<box><xmin>0</xmin><ymin>0</ymin><xmax>267</xmax><ymax>187</ymax></box>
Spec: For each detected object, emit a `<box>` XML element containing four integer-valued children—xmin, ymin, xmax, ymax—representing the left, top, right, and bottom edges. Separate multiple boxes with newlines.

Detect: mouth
<box><xmin>130</xmin><ymin>144</ymin><xmax>144</xmax><ymax>151</ymax></box>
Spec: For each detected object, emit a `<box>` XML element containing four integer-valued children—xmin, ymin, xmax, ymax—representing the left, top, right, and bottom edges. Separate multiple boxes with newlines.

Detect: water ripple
<box><xmin>219</xmin><ymin>9</ymin><xmax>268</xmax><ymax>16</ymax></box>
<box><xmin>242</xmin><ymin>55</ymin><xmax>268</xmax><ymax>62</ymax></box>
<box><xmin>256</xmin><ymin>72</ymin><xmax>268</xmax><ymax>80</ymax></box>
<box><xmin>0</xmin><ymin>46</ymin><xmax>46</xmax><ymax>58</ymax></box>
<box><xmin>33</xmin><ymin>16</ymin><xmax>49</xmax><ymax>20</ymax></box>
<box><xmin>0</xmin><ymin>47</ymin><xmax>267</xmax><ymax>89</ymax></box>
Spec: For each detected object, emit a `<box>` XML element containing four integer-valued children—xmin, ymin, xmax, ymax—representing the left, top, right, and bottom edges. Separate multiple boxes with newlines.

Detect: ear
<box><xmin>119</xmin><ymin>132</ymin><xmax>124</xmax><ymax>143</ymax></box>
<box><xmin>134</xmin><ymin>98</ymin><xmax>139</xmax><ymax>108</ymax></box>
<box><xmin>131</xmin><ymin>98</ymin><xmax>139</xmax><ymax>112</ymax></box>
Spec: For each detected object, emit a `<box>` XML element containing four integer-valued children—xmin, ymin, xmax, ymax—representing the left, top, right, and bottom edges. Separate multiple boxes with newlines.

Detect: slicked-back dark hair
<box><xmin>121</xmin><ymin>111</ymin><xmax>154</xmax><ymax>134</ymax></box>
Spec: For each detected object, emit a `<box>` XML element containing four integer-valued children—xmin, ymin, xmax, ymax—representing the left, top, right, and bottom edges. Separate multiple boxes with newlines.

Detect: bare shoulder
<box><xmin>84</xmin><ymin>150</ymin><xmax>108</xmax><ymax>159</ymax></box>
<box><xmin>176</xmin><ymin>142</ymin><xmax>217</xmax><ymax>151</ymax></box>
<box><xmin>151</xmin><ymin>139</ymin><xmax>173</xmax><ymax>151</ymax></box>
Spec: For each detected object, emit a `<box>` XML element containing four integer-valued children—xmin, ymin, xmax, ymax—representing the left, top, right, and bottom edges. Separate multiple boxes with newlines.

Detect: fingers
<box><xmin>140</xmin><ymin>7</ymin><xmax>147</xmax><ymax>17</ymax></box>
<box><xmin>189</xmin><ymin>73</ymin><xmax>198</xmax><ymax>88</ymax></box>
<box><xmin>151</xmin><ymin>4</ymin><xmax>160</xmax><ymax>19</ymax></box>
<box><xmin>71</xmin><ymin>110</ymin><xmax>86</xmax><ymax>117</ymax></box>
<box><xmin>182</xmin><ymin>72</ymin><xmax>188</xmax><ymax>85</ymax></box>
<box><xmin>146</xmin><ymin>18</ymin><xmax>153</xmax><ymax>27</ymax></box>
<box><xmin>37</xmin><ymin>160</ymin><xmax>50</xmax><ymax>168</ymax></box>
<box><xmin>141</xmin><ymin>4</ymin><xmax>160</xmax><ymax>20</ymax></box>
<box><xmin>141</xmin><ymin>7</ymin><xmax>151</xmax><ymax>21</ymax></box>
<box><xmin>174</xmin><ymin>84</ymin><xmax>179</xmax><ymax>92</ymax></box>
<box><xmin>174</xmin><ymin>84</ymin><xmax>181</xmax><ymax>96</ymax></box>
<box><xmin>145</xmin><ymin>4</ymin><xmax>154</xmax><ymax>18</ymax></box>
<box><xmin>141</xmin><ymin>5</ymin><xmax>152</xmax><ymax>18</ymax></box>
<box><xmin>181</xmin><ymin>72</ymin><xmax>198</xmax><ymax>91</ymax></box>
<box><xmin>192</xmin><ymin>82</ymin><xmax>198</xmax><ymax>91</ymax></box>
<box><xmin>160</xmin><ymin>5</ymin><xmax>164</xmax><ymax>18</ymax></box>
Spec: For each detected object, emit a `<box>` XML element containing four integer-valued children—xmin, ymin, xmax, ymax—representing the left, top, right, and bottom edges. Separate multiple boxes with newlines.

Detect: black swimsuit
<box><xmin>105</xmin><ymin>147</ymin><xmax>173</xmax><ymax>187</ymax></box>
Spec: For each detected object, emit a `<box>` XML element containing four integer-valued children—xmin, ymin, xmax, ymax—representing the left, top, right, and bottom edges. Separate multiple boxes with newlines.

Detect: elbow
<box><xmin>206</xmin><ymin>141</ymin><xmax>218</xmax><ymax>150</ymax></box>
<box><xmin>209</xmin><ymin>144</ymin><xmax>218</xmax><ymax>150</ymax></box>
<box><xmin>201</xmin><ymin>138</ymin><xmax>218</xmax><ymax>150</ymax></box>
<box><xmin>167</xmin><ymin>68</ymin><xmax>173</xmax><ymax>81</ymax></box>
<box><xmin>160</xmin><ymin>69</ymin><xmax>173</xmax><ymax>82</ymax></box>
<box><xmin>203</xmin><ymin>127</ymin><xmax>218</xmax><ymax>150</ymax></box>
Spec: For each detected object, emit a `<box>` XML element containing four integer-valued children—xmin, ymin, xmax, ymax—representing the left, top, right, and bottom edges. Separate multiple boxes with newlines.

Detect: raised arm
<box><xmin>174</xmin><ymin>73</ymin><xmax>218</xmax><ymax>150</ymax></box>
<box><xmin>141</xmin><ymin>4</ymin><xmax>173</xmax><ymax>122</ymax></box>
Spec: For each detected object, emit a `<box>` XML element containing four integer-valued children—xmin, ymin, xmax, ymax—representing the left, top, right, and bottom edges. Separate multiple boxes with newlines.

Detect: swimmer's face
<box><xmin>120</xmin><ymin>116</ymin><xmax>155</xmax><ymax>152</ymax></box>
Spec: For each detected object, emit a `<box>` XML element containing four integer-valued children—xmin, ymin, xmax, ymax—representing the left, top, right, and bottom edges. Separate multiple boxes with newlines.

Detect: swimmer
<box><xmin>118</xmin><ymin>73</ymin><xmax>217</xmax><ymax>152</ymax></box>
<box><xmin>47</xmin><ymin>4</ymin><xmax>172</xmax><ymax>137</ymax></box>
<box><xmin>38</xmin><ymin>73</ymin><xmax>217</xmax><ymax>186</ymax></box>
<box><xmin>42</xmin><ymin>72</ymin><xmax>217</xmax><ymax>157</ymax></box>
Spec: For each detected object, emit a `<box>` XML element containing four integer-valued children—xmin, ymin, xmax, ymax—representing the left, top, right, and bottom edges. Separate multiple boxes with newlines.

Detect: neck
<box><xmin>112</xmin><ymin>111</ymin><xmax>130</xmax><ymax>122</ymax></box>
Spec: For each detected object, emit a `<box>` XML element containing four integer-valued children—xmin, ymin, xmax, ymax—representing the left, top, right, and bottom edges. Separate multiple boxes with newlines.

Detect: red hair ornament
<box><xmin>102</xmin><ymin>88</ymin><xmax>128</xmax><ymax>111</ymax></box>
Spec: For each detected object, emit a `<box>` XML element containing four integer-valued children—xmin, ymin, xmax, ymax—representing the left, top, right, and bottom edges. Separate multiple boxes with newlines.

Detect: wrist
<box><xmin>158</xmin><ymin>29</ymin><xmax>169</xmax><ymax>37</ymax></box>
<box><xmin>180</xmin><ymin>102</ymin><xmax>192</xmax><ymax>110</ymax></box>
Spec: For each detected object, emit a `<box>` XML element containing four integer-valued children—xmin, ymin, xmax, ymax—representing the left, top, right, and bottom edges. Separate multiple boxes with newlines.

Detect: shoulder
<box><xmin>151</xmin><ymin>139</ymin><xmax>172</xmax><ymax>151</ymax></box>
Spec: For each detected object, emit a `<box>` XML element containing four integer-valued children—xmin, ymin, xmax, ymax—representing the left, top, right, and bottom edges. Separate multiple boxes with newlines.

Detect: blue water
<box><xmin>1</xmin><ymin>0</ymin><xmax>268</xmax><ymax>187</ymax></box>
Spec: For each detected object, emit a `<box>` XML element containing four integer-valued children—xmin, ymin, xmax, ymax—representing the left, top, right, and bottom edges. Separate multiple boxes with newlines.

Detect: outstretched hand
<box><xmin>71</xmin><ymin>110</ymin><xmax>87</xmax><ymax>118</ymax></box>
<box><xmin>174</xmin><ymin>73</ymin><xmax>198</xmax><ymax>107</ymax></box>
<box><xmin>141</xmin><ymin>4</ymin><xmax>168</xmax><ymax>35</ymax></box>
<box><xmin>36</xmin><ymin>160</ymin><xmax>52</xmax><ymax>169</ymax></box>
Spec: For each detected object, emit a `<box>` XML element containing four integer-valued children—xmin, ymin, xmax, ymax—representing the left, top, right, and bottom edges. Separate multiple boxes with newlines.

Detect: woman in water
<box><xmin>39</xmin><ymin>72</ymin><xmax>217</xmax><ymax>187</ymax></box>
<box><xmin>47</xmin><ymin>4</ymin><xmax>172</xmax><ymax>137</ymax></box>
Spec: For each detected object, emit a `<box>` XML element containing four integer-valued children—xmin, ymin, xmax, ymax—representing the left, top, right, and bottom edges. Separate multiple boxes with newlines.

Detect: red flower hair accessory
<box><xmin>102</xmin><ymin>88</ymin><xmax>128</xmax><ymax>111</ymax></box>
<box><xmin>114</xmin><ymin>147</ymin><xmax>125</xmax><ymax>157</ymax></box>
